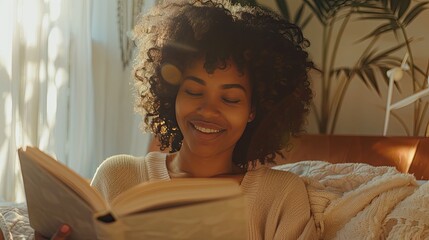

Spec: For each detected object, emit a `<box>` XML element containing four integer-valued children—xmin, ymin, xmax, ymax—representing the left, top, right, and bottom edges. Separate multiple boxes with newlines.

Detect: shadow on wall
<box><xmin>0</xmin><ymin>63</ymin><xmax>12</xmax><ymax>198</ymax></box>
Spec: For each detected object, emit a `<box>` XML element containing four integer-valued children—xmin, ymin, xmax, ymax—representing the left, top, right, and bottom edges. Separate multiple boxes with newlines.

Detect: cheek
<box><xmin>228</xmin><ymin>109</ymin><xmax>251</xmax><ymax>132</ymax></box>
<box><xmin>175</xmin><ymin>93</ymin><xmax>193</xmax><ymax>124</ymax></box>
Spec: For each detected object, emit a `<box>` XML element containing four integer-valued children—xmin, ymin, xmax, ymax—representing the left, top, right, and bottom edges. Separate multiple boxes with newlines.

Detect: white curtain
<box><xmin>0</xmin><ymin>0</ymin><xmax>151</xmax><ymax>203</ymax></box>
<box><xmin>91</xmin><ymin>0</ymin><xmax>153</xmax><ymax>159</ymax></box>
<box><xmin>0</xmin><ymin>0</ymin><xmax>95</xmax><ymax>202</ymax></box>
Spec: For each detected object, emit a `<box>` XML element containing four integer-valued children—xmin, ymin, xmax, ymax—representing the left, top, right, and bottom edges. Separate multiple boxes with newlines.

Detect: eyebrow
<box><xmin>184</xmin><ymin>76</ymin><xmax>247</xmax><ymax>93</ymax></box>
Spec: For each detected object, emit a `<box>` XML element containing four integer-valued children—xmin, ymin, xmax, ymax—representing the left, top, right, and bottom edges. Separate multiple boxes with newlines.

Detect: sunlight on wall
<box><xmin>0</xmin><ymin>1</ymin><xmax>12</xmax><ymax>67</ymax></box>
<box><xmin>21</xmin><ymin>0</ymin><xmax>42</xmax><ymax>48</ymax></box>
<box><xmin>47</xmin><ymin>79</ymin><xmax>58</xmax><ymax>126</ymax></box>
<box><xmin>0</xmin><ymin>94</ymin><xmax>12</xmax><ymax>167</ymax></box>
<box><xmin>0</xmin><ymin>0</ymin><xmax>69</xmax><ymax>202</ymax></box>
<box><xmin>39</xmin><ymin>59</ymin><xmax>46</xmax><ymax>84</ymax></box>
<box><xmin>49</xmin><ymin>0</ymin><xmax>61</xmax><ymax>22</ymax></box>
<box><xmin>24</xmin><ymin>63</ymin><xmax>37</xmax><ymax>103</ymax></box>
<box><xmin>0</xmin><ymin>0</ymin><xmax>12</xmax><ymax>202</ymax></box>
<box><xmin>48</xmin><ymin>27</ymin><xmax>63</xmax><ymax>62</ymax></box>
<box><xmin>3</xmin><ymin>94</ymin><xmax>12</xmax><ymax>137</ymax></box>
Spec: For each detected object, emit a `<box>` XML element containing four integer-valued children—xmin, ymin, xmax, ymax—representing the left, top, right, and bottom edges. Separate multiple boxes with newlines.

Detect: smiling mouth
<box><xmin>191</xmin><ymin>123</ymin><xmax>224</xmax><ymax>134</ymax></box>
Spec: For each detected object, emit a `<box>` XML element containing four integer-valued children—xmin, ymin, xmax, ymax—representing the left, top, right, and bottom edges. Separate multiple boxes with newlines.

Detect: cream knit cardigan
<box><xmin>91</xmin><ymin>152</ymin><xmax>318</xmax><ymax>240</ymax></box>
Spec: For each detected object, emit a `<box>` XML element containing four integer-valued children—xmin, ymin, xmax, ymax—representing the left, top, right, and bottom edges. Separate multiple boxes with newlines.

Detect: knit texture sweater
<box><xmin>91</xmin><ymin>152</ymin><xmax>318</xmax><ymax>240</ymax></box>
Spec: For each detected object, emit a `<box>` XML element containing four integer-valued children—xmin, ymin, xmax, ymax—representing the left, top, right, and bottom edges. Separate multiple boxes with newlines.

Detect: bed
<box><xmin>0</xmin><ymin>202</ymin><xmax>33</xmax><ymax>239</ymax></box>
<box><xmin>2</xmin><ymin>134</ymin><xmax>428</xmax><ymax>239</ymax></box>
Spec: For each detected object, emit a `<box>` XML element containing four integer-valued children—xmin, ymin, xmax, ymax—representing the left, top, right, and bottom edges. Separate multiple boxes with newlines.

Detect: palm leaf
<box><xmin>357</xmin><ymin>22</ymin><xmax>394</xmax><ymax>42</ymax></box>
<box><xmin>366</xmin><ymin>42</ymin><xmax>408</xmax><ymax>65</ymax></box>
<box><xmin>378</xmin><ymin>60</ymin><xmax>401</xmax><ymax>66</ymax></box>
<box><xmin>363</xmin><ymin>67</ymin><xmax>380</xmax><ymax>94</ymax></box>
<box><xmin>355</xmin><ymin>69</ymin><xmax>375</xmax><ymax>93</ymax></box>
<box><xmin>331</xmin><ymin>67</ymin><xmax>353</xmax><ymax>80</ymax></box>
<box><xmin>360</xmin><ymin>49</ymin><xmax>378</xmax><ymax>66</ymax></box>
<box><xmin>300</xmin><ymin>14</ymin><xmax>313</xmax><ymax>29</ymax></box>
<box><xmin>358</xmin><ymin>13</ymin><xmax>398</xmax><ymax>21</ymax></box>
<box><xmin>413</xmin><ymin>62</ymin><xmax>429</xmax><ymax>78</ymax></box>
<box><xmin>304</xmin><ymin>0</ymin><xmax>327</xmax><ymax>24</ymax></box>
<box><xmin>354</xmin><ymin>9</ymin><xmax>388</xmax><ymax>15</ymax></box>
<box><xmin>378</xmin><ymin>66</ymin><xmax>391</xmax><ymax>85</ymax></box>
<box><xmin>415</xmin><ymin>102</ymin><xmax>429</xmax><ymax>133</ymax></box>
<box><xmin>390</xmin><ymin>0</ymin><xmax>400</xmax><ymax>15</ymax></box>
<box><xmin>344</xmin><ymin>68</ymin><xmax>352</xmax><ymax>79</ymax></box>
<box><xmin>355</xmin><ymin>2</ymin><xmax>386</xmax><ymax>9</ymax></box>
<box><xmin>275</xmin><ymin>0</ymin><xmax>290</xmax><ymax>21</ymax></box>
<box><xmin>397</xmin><ymin>0</ymin><xmax>411</xmax><ymax>19</ymax></box>
<box><xmin>319</xmin><ymin>0</ymin><xmax>331</xmax><ymax>14</ymax></box>
<box><xmin>294</xmin><ymin>3</ymin><xmax>306</xmax><ymax>25</ymax></box>
<box><xmin>403</xmin><ymin>2</ymin><xmax>429</xmax><ymax>26</ymax></box>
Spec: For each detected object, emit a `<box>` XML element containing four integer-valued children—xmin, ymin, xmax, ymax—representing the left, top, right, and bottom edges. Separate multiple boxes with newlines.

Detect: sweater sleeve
<box><xmin>270</xmin><ymin>170</ymin><xmax>318</xmax><ymax>240</ymax></box>
<box><xmin>242</xmin><ymin>168</ymin><xmax>318</xmax><ymax>240</ymax></box>
<box><xmin>90</xmin><ymin>155</ymin><xmax>146</xmax><ymax>203</ymax></box>
<box><xmin>265</xmin><ymin>169</ymin><xmax>317</xmax><ymax>240</ymax></box>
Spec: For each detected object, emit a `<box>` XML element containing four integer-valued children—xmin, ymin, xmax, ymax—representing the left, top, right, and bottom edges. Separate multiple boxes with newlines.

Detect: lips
<box><xmin>193</xmin><ymin>124</ymin><xmax>222</xmax><ymax>133</ymax></box>
<box><xmin>188</xmin><ymin>120</ymin><xmax>226</xmax><ymax>140</ymax></box>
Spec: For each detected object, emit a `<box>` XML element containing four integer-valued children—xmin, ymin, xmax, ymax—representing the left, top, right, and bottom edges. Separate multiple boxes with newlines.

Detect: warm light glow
<box><xmin>55</xmin><ymin>67</ymin><xmax>68</xmax><ymax>88</ymax></box>
<box><xmin>373</xmin><ymin>142</ymin><xmax>417</xmax><ymax>172</ymax></box>
<box><xmin>0</xmin><ymin>0</ymin><xmax>70</xmax><ymax>203</ymax></box>
<box><xmin>48</xmin><ymin>27</ymin><xmax>63</xmax><ymax>62</ymax></box>
<box><xmin>3</xmin><ymin>94</ymin><xmax>12</xmax><ymax>137</ymax></box>
<box><xmin>21</xmin><ymin>0</ymin><xmax>42</xmax><ymax>47</ymax></box>
<box><xmin>48</xmin><ymin>62</ymin><xmax>56</xmax><ymax>83</ymax></box>
<box><xmin>49</xmin><ymin>0</ymin><xmax>62</xmax><ymax>22</ymax></box>
<box><xmin>47</xmin><ymin>79</ymin><xmax>58</xmax><ymax>127</ymax></box>
<box><xmin>24</xmin><ymin>62</ymin><xmax>37</xmax><ymax>102</ymax></box>
<box><xmin>39</xmin><ymin>126</ymin><xmax>51</xmax><ymax>150</ymax></box>
<box><xmin>15</xmin><ymin>114</ymin><xmax>22</xmax><ymax>147</ymax></box>
<box><xmin>13</xmin><ymin>158</ymin><xmax>26</xmax><ymax>202</ymax></box>
<box><xmin>39</xmin><ymin>60</ymin><xmax>47</xmax><ymax>84</ymax></box>
<box><xmin>0</xmin><ymin>140</ymin><xmax>9</xmax><ymax>172</ymax></box>
<box><xmin>0</xmin><ymin>0</ymin><xmax>12</xmax><ymax>68</ymax></box>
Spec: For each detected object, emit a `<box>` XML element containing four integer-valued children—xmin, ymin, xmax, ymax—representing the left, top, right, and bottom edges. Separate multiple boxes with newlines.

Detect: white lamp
<box><xmin>383</xmin><ymin>53</ymin><xmax>429</xmax><ymax>135</ymax></box>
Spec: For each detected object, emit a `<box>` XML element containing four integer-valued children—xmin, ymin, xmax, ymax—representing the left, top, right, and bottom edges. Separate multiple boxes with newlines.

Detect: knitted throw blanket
<box><xmin>274</xmin><ymin>161</ymin><xmax>429</xmax><ymax>239</ymax></box>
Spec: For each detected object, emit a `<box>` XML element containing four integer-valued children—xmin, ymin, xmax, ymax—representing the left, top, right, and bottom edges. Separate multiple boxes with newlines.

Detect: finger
<box><xmin>51</xmin><ymin>224</ymin><xmax>72</xmax><ymax>240</ymax></box>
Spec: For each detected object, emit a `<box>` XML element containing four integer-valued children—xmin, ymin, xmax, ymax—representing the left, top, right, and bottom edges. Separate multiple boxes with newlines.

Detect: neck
<box><xmin>169</xmin><ymin>144</ymin><xmax>241</xmax><ymax>178</ymax></box>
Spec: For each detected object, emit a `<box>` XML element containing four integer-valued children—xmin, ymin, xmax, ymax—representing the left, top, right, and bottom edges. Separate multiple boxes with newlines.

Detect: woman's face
<box><xmin>175</xmin><ymin>58</ymin><xmax>254</xmax><ymax>158</ymax></box>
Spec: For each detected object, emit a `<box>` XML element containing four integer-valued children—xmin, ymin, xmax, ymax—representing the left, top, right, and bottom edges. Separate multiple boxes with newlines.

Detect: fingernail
<box><xmin>61</xmin><ymin>224</ymin><xmax>70</xmax><ymax>233</ymax></box>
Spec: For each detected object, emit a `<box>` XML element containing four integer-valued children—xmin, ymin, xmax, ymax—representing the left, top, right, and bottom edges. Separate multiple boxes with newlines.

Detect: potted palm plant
<box><xmin>235</xmin><ymin>0</ymin><xmax>429</xmax><ymax>135</ymax></box>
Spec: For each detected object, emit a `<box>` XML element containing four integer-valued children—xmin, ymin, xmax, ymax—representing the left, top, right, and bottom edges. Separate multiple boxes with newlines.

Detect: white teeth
<box><xmin>193</xmin><ymin>124</ymin><xmax>221</xmax><ymax>133</ymax></box>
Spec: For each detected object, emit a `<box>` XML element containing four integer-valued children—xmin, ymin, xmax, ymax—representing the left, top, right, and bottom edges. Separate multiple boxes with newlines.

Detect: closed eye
<box><xmin>222</xmin><ymin>98</ymin><xmax>240</xmax><ymax>104</ymax></box>
<box><xmin>185</xmin><ymin>89</ymin><xmax>202</xmax><ymax>96</ymax></box>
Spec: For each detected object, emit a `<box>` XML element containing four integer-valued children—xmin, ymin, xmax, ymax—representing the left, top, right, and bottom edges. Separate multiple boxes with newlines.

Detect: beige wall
<box><xmin>258</xmin><ymin>0</ymin><xmax>429</xmax><ymax>136</ymax></box>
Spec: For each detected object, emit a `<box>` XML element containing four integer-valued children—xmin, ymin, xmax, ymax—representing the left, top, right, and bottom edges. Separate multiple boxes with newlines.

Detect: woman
<box><xmin>41</xmin><ymin>0</ymin><xmax>317</xmax><ymax>239</ymax></box>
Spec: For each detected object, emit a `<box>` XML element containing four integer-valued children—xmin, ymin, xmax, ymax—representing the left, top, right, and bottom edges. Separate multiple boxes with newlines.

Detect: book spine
<box><xmin>93</xmin><ymin>213</ymin><xmax>126</xmax><ymax>240</ymax></box>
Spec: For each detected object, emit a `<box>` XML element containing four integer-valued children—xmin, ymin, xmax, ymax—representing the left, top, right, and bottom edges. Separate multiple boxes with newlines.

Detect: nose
<box><xmin>197</xmin><ymin>95</ymin><xmax>220</xmax><ymax>118</ymax></box>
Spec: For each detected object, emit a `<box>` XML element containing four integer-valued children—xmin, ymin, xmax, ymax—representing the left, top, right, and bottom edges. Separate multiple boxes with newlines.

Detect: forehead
<box><xmin>183</xmin><ymin>57</ymin><xmax>250</xmax><ymax>87</ymax></box>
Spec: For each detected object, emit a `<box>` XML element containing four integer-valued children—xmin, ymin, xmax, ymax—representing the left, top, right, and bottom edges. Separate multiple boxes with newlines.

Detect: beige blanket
<box><xmin>274</xmin><ymin>161</ymin><xmax>429</xmax><ymax>239</ymax></box>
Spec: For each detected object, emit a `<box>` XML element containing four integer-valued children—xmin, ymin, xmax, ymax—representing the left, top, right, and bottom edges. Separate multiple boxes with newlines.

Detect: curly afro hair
<box><xmin>132</xmin><ymin>0</ymin><xmax>314</xmax><ymax>170</ymax></box>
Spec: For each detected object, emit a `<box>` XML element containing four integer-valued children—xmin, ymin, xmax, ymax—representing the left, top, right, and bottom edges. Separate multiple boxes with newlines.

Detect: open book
<box><xmin>18</xmin><ymin>147</ymin><xmax>248</xmax><ymax>240</ymax></box>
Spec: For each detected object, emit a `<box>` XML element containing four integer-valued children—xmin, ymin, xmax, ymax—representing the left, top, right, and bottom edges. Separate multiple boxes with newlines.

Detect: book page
<box><xmin>118</xmin><ymin>195</ymin><xmax>248</xmax><ymax>239</ymax></box>
<box><xmin>19</xmin><ymin>147</ymin><xmax>107</xmax><ymax>212</ymax></box>
<box><xmin>110</xmin><ymin>178</ymin><xmax>242</xmax><ymax>218</ymax></box>
<box><xmin>19</xmin><ymin>150</ymin><xmax>101</xmax><ymax>240</ymax></box>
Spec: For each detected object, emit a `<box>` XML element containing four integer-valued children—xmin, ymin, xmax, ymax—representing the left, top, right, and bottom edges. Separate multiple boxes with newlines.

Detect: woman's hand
<box><xmin>34</xmin><ymin>224</ymin><xmax>72</xmax><ymax>240</ymax></box>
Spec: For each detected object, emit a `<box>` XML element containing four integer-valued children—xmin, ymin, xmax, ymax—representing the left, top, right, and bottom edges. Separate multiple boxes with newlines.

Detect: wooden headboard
<box><xmin>279</xmin><ymin>134</ymin><xmax>429</xmax><ymax>180</ymax></box>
